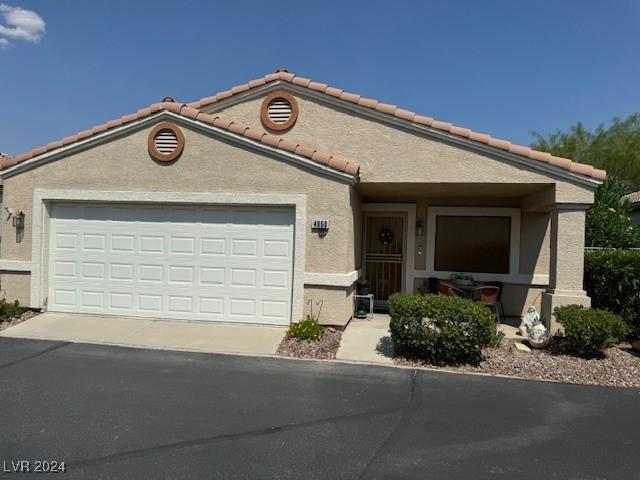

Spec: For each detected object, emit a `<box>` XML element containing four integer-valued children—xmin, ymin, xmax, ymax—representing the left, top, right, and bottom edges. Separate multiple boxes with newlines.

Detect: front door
<box><xmin>363</xmin><ymin>213</ymin><xmax>405</xmax><ymax>307</ymax></box>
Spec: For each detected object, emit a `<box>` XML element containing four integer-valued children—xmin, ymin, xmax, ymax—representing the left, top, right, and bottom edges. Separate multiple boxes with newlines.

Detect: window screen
<box><xmin>434</xmin><ymin>215</ymin><xmax>511</xmax><ymax>274</ymax></box>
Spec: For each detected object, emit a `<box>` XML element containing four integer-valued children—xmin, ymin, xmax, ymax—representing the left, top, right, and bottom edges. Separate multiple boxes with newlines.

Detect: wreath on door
<box><xmin>379</xmin><ymin>228</ymin><xmax>394</xmax><ymax>246</ymax></box>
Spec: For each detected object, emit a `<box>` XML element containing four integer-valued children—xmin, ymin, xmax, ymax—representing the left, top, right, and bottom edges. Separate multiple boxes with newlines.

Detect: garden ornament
<box><xmin>528</xmin><ymin>323</ymin><xmax>550</xmax><ymax>349</ymax></box>
<box><xmin>519</xmin><ymin>306</ymin><xmax>541</xmax><ymax>336</ymax></box>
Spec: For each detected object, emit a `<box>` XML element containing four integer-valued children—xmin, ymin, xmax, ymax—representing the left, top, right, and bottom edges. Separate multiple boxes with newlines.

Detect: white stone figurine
<box><xmin>528</xmin><ymin>323</ymin><xmax>550</xmax><ymax>349</ymax></box>
<box><xmin>519</xmin><ymin>306</ymin><xmax>540</xmax><ymax>336</ymax></box>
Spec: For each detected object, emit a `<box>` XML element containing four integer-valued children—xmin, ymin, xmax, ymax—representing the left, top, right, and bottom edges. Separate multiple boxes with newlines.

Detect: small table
<box><xmin>353</xmin><ymin>294</ymin><xmax>374</xmax><ymax>320</ymax></box>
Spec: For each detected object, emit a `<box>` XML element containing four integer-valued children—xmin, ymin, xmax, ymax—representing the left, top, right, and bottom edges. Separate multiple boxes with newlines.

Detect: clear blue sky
<box><xmin>1</xmin><ymin>0</ymin><xmax>639</xmax><ymax>156</ymax></box>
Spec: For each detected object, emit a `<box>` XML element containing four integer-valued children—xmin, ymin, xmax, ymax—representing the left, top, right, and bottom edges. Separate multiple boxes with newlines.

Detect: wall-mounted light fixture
<box><xmin>12</xmin><ymin>210</ymin><xmax>25</xmax><ymax>243</ymax></box>
<box><xmin>12</xmin><ymin>211</ymin><xmax>25</xmax><ymax>229</ymax></box>
<box><xmin>416</xmin><ymin>220</ymin><xmax>424</xmax><ymax>237</ymax></box>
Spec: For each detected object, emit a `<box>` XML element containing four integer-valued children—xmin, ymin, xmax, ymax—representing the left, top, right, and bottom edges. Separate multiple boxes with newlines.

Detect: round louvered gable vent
<box><xmin>154</xmin><ymin>129</ymin><xmax>179</xmax><ymax>154</ymax></box>
<box><xmin>261</xmin><ymin>90</ymin><xmax>298</xmax><ymax>131</ymax></box>
<box><xmin>148</xmin><ymin>123</ymin><xmax>185</xmax><ymax>162</ymax></box>
<box><xmin>267</xmin><ymin>98</ymin><xmax>293</xmax><ymax>124</ymax></box>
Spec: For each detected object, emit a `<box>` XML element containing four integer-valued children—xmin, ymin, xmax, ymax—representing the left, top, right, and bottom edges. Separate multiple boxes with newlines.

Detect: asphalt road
<box><xmin>0</xmin><ymin>338</ymin><xmax>639</xmax><ymax>479</ymax></box>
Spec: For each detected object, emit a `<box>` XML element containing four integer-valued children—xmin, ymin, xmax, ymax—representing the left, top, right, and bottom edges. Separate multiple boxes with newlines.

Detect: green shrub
<box><xmin>287</xmin><ymin>315</ymin><xmax>325</xmax><ymax>341</ymax></box>
<box><xmin>0</xmin><ymin>299</ymin><xmax>27</xmax><ymax>322</ymax></box>
<box><xmin>585</xmin><ymin>250</ymin><xmax>640</xmax><ymax>339</ymax></box>
<box><xmin>388</xmin><ymin>293</ymin><xmax>499</xmax><ymax>365</ymax></box>
<box><xmin>554</xmin><ymin>305</ymin><xmax>627</xmax><ymax>357</ymax></box>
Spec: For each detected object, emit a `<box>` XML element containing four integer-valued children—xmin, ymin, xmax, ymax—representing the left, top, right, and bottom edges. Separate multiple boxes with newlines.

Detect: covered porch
<box><xmin>355</xmin><ymin>182</ymin><xmax>591</xmax><ymax>331</ymax></box>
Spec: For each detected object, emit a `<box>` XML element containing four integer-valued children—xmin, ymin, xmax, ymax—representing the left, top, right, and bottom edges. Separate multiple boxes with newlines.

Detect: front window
<box><xmin>426</xmin><ymin>207</ymin><xmax>520</xmax><ymax>279</ymax></box>
<box><xmin>434</xmin><ymin>215</ymin><xmax>511</xmax><ymax>274</ymax></box>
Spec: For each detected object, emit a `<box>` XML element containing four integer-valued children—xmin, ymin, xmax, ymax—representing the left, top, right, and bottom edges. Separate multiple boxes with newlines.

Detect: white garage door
<box><xmin>47</xmin><ymin>203</ymin><xmax>294</xmax><ymax>325</ymax></box>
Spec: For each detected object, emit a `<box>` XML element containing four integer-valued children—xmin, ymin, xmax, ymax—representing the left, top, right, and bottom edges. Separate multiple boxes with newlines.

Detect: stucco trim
<box><xmin>411</xmin><ymin>270</ymin><xmax>549</xmax><ymax>286</ymax></box>
<box><xmin>362</xmin><ymin>203</ymin><xmax>416</xmax><ymax>294</ymax></box>
<box><xmin>425</xmin><ymin>206</ymin><xmax>522</xmax><ymax>283</ymax></box>
<box><xmin>553</xmin><ymin>203</ymin><xmax>592</xmax><ymax>212</ymax></box>
<box><xmin>0</xmin><ymin>260</ymin><xmax>32</xmax><ymax>272</ymax></box>
<box><xmin>208</xmin><ymin>81</ymin><xmax>602</xmax><ymax>189</ymax></box>
<box><xmin>1</xmin><ymin>111</ymin><xmax>358</xmax><ymax>185</ymax></box>
<box><xmin>304</xmin><ymin>270</ymin><xmax>360</xmax><ymax>287</ymax></box>
<box><xmin>29</xmin><ymin>189</ymin><xmax>307</xmax><ymax>323</ymax></box>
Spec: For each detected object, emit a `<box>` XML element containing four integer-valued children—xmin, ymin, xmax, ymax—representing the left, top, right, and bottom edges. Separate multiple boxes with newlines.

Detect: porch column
<box><xmin>542</xmin><ymin>204</ymin><xmax>591</xmax><ymax>333</ymax></box>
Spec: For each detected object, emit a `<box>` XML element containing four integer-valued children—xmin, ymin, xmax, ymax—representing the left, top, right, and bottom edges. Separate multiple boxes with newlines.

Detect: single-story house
<box><xmin>0</xmin><ymin>70</ymin><xmax>605</xmax><ymax>331</ymax></box>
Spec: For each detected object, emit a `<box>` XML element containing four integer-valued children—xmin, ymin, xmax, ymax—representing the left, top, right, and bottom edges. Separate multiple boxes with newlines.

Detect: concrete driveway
<box><xmin>1</xmin><ymin>337</ymin><xmax>639</xmax><ymax>479</ymax></box>
<box><xmin>0</xmin><ymin>312</ymin><xmax>286</xmax><ymax>356</ymax></box>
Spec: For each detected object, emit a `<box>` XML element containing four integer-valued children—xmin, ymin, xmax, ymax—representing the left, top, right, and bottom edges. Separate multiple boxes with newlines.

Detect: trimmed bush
<box><xmin>585</xmin><ymin>250</ymin><xmax>640</xmax><ymax>339</ymax></box>
<box><xmin>389</xmin><ymin>293</ymin><xmax>499</xmax><ymax>365</ymax></box>
<box><xmin>287</xmin><ymin>315</ymin><xmax>325</xmax><ymax>341</ymax></box>
<box><xmin>554</xmin><ymin>305</ymin><xmax>627</xmax><ymax>357</ymax></box>
<box><xmin>0</xmin><ymin>300</ymin><xmax>27</xmax><ymax>322</ymax></box>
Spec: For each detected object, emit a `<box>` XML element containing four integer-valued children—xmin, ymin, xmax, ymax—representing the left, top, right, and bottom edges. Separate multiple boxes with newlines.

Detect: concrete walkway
<box><xmin>0</xmin><ymin>312</ymin><xmax>286</xmax><ymax>356</ymax></box>
<box><xmin>336</xmin><ymin>314</ymin><xmax>394</xmax><ymax>364</ymax></box>
<box><xmin>336</xmin><ymin>314</ymin><xmax>525</xmax><ymax>365</ymax></box>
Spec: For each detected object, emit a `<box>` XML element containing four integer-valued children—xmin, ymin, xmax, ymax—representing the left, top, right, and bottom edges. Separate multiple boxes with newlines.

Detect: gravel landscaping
<box><xmin>0</xmin><ymin>309</ymin><xmax>40</xmax><ymax>332</ymax></box>
<box><xmin>395</xmin><ymin>340</ymin><xmax>640</xmax><ymax>389</ymax></box>
<box><xmin>276</xmin><ymin>328</ymin><xmax>343</xmax><ymax>360</ymax></box>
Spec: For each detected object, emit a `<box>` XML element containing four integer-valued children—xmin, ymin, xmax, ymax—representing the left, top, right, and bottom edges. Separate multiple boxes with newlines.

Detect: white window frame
<box><xmin>425</xmin><ymin>206</ymin><xmax>520</xmax><ymax>282</ymax></box>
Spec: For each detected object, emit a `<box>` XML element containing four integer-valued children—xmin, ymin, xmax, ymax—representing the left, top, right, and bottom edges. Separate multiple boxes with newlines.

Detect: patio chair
<box><xmin>474</xmin><ymin>285</ymin><xmax>503</xmax><ymax>324</ymax></box>
<box><xmin>436</xmin><ymin>280</ymin><xmax>467</xmax><ymax>298</ymax></box>
<box><xmin>485</xmin><ymin>281</ymin><xmax>505</xmax><ymax>320</ymax></box>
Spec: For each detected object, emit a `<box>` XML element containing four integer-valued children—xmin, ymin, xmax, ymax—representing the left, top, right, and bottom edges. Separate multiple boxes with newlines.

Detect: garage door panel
<box><xmin>262</xmin><ymin>300</ymin><xmax>289</xmax><ymax>321</ymax></box>
<box><xmin>110</xmin><ymin>292</ymin><xmax>134</xmax><ymax>310</ymax></box>
<box><xmin>54</xmin><ymin>260</ymin><xmax>77</xmax><ymax>278</ymax></box>
<box><xmin>55</xmin><ymin>233</ymin><xmax>78</xmax><ymax>250</ymax></box>
<box><xmin>83</xmin><ymin>234</ymin><xmax>107</xmax><ymax>251</ymax></box>
<box><xmin>48</xmin><ymin>203</ymin><xmax>294</xmax><ymax>325</ymax></box>
<box><xmin>140</xmin><ymin>236</ymin><xmax>164</xmax><ymax>254</ymax></box>
<box><xmin>81</xmin><ymin>262</ymin><xmax>106</xmax><ymax>280</ymax></box>
<box><xmin>200</xmin><ymin>237</ymin><xmax>226</xmax><ymax>255</ymax></box>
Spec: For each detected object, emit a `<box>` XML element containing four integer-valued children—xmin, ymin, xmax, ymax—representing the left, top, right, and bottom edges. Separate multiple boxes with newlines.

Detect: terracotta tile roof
<box><xmin>0</xmin><ymin>153</ymin><xmax>8</xmax><ymax>183</ymax></box>
<box><xmin>623</xmin><ymin>191</ymin><xmax>640</xmax><ymax>204</ymax></box>
<box><xmin>188</xmin><ymin>70</ymin><xmax>606</xmax><ymax>182</ymax></box>
<box><xmin>0</xmin><ymin>102</ymin><xmax>359</xmax><ymax>178</ymax></box>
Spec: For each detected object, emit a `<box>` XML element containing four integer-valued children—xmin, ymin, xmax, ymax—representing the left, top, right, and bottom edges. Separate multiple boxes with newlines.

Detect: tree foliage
<box><xmin>531</xmin><ymin>113</ymin><xmax>640</xmax><ymax>189</ymax></box>
<box><xmin>585</xmin><ymin>177</ymin><xmax>637</xmax><ymax>248</ymax></box>
<box><xmin>531</xmin><ymin>113</ymin><xmax>640</xmax><ymax>247</ymax></box>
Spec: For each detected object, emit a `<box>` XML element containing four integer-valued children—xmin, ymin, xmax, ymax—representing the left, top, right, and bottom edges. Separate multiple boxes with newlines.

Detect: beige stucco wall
<box><xmin>212</xmin><ymin>93</ymin><xmax>595</xmax><ymax>204</ymax></box>
<box><xmin>304</xmin><ymin>285</ymin><xmax>354</xmax><ymax>326</ymax></box>
<box><xmin>519</xmin><ymin>212</ymin><xmax>551</xmax><ymax>277</ymax></box>
<box><xmin>1</xmin><ymin>124</ymin><xmax>357</xmax><ymax>272</ymax></box>
<box><xmin>1</xmin><ymin>272</ymin><xmax>30</xmax><ymax>305</ymax></box>
<box><xmin>0</xmin><ymin>122</ymin><xmax>359</xmax><ymax>324</ymax></box>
